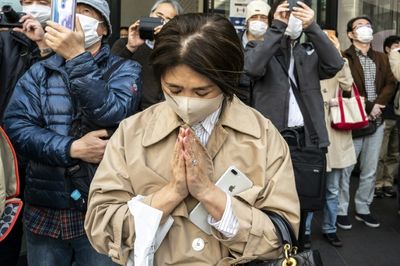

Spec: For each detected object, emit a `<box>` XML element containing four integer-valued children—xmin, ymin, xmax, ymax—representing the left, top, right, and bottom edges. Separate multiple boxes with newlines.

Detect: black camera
<box><xmin>139</xmin><ymin>17</ymin><xmax>163</xmax><ymax>41</ymax></box>
<box><xmin>288</xmin><ymin>0</ymin><xmax>312</xmax><ymax>11</ymax></box>
<box><xmin>0</xmin><ymin>5</ymin><xmax>25</xmax><ymax>28</ymax></box>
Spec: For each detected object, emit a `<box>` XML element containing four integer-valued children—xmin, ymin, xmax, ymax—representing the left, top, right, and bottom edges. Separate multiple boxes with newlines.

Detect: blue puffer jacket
<box><xmin>4</xmin><ymin>45</ymin><xmax>141</xmax><ymax>209</ymax></box>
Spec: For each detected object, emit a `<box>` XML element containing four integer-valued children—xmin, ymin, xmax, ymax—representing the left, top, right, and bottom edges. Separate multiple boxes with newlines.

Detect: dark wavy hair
<box><xmin>150</xmin><ymin>13</ymin><xmax>244</xmax><ymax>100</ymax></box>
<box><xmin>383</xmin><ymin>35</ymin><xmax>400</xmax><ymax>54</ymax></box>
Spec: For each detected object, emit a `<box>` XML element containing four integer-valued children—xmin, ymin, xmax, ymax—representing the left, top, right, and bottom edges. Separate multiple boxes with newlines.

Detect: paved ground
<box><xmin>18</xmin><ymin>176</ymin><xmax>400</xmax><ymax>266</ymax></box>
<box><xmin>309</xmin><ymin>176</ymin><xmax>400</xmax><ymax>266</ymax></box>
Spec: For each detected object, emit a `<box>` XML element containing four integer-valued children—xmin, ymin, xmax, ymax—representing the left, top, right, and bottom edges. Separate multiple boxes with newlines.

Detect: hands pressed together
<box><xmin>170</xmin><ymin>127</ymin><xmax>216</xmax><ymax>202</ymax></box>
<box><xmin>152</xmin><ymin>127</ymin><xmax>226</xmax><ymax>220</ymax></box>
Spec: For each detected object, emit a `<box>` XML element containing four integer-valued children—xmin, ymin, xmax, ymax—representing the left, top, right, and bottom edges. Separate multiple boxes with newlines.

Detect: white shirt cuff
<box><xmin>207</xmin><ymin>193</ymin><xmax>239</xmax><ymax>238</ymax></box>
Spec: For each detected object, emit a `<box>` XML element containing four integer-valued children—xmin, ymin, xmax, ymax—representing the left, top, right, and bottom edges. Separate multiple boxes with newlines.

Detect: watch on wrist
<box><xmin>40</xmin><ymin>47</ymin><xmax>53</xmax><ymax>55</ymax></box>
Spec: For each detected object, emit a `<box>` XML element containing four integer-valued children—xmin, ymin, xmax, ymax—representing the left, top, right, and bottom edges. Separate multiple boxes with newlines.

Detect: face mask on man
<box><xmin>22</xmin><ymin>4</ymin><xmax>51</xmax><ymax>24</ymax></box>
<box><xmin>248</xmin><ymin>20</ymin><xmax>268</xmax><ymax>38</ymax></box>
<box><xmin>76</xmin><ymin>14</ymin><xmax>103</xmax><ymax>49</ymax></box>
<box><xmin>163</xmin><ymin>92</ymin><xmax>224</xmax><ymax>126</ymax></box>
<box><xmin>355</xmin><ymin>26</ymin><xmax>373</xmax><ymax>43</ymax></box>
<box><xmin>285</xmin><ymin>14</ymin><xmax>303</xmax><ymax>40</ymax></box>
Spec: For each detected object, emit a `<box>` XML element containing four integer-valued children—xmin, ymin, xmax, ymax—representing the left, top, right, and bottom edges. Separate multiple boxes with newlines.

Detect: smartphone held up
<box><xmin>51</xmin><ymin>0</ymin><xmax>76</xmax><ymax>30</ymax></box>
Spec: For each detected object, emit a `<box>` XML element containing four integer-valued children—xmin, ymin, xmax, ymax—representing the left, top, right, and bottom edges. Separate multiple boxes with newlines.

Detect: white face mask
<box><xmin>355</xmin><ymin>26</ymin><xmax>373</xmax><ymax>43</ymax></box>
<box><xmin>285</xmin><ymin>15</ymin><xmax>303</xmax><ymax>40</ymax></box>
<box><xmin>22</xmin><ymin>4</ymin><xmax>51</xmax><ymax>24</ymax></box>
<box><xmin>248</xmin><ymin>20</ymin><xmax>268</xmax><ymax>38</ymax></box>
<box><xmin>76</xmin><ymin>14</ymin><xmax>103</xmax><ymax>49</ymax></box>
<box><xmin>164</xmin><ymin>92</ymin><xmax>224</xmax><ymax>126</ymax></box>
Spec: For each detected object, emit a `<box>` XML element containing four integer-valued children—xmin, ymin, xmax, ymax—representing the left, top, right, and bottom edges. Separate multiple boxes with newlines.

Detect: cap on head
<box><xmin>245</xmin><ymin>0</ymin><xmax>271</xmax><ymax>22</ymax></box>
<box><xmin>77</xmin><ymin>0</ymin><xmax>111</xmax><ymax>36</ymax></box>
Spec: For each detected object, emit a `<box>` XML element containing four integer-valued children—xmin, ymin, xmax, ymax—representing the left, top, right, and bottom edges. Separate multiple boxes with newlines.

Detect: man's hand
<box><xmin>70</xmin><ymin>129</ymin><xmax>109</xmax><ymax>164</ymax></box>
<box><xmin>369</xmin><ymin>104</ymin><xmax>385</xmax><ymax>120</ymax></box>
<box><xmin>44</xmin><ymin>18</ymin><xmax>85</xmax><ymax>60</ymax></box>
<box><xmin>13</xmin><ymin>14</ymin><xmax>45</xmax><ymax>43</ymax></box>
<box><xmin>126</xmin><ymin>20</ymin><xmax>144</xmax><ymax>53</ymax></box>
<box><xmin>292</xmin><ymin>1</ymin><xmax>315</xmax><ymax>29</ymax></box>
<box><xmin>274</xmin><ymin>1</ymin><xmax>290</xmax><ymax>25</ymax></box>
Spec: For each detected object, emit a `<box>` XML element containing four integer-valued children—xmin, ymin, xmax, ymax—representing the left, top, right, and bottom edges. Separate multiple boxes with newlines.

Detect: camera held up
<box><xmin>0</xmin><ymin>5</ymin><xmax>25</xmax><ymax>28</ymax></box>
<box><xmin>138</xmin><ymin>17</ymin><xmax>163</xmax><ymax>41</ymax></box>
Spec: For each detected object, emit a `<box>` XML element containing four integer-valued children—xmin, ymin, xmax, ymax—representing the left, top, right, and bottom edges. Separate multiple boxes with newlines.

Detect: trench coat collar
<box><xmin>142</xmin><ymin>96</ymin><xmax>261</xmax><ymax>147</ymax></box>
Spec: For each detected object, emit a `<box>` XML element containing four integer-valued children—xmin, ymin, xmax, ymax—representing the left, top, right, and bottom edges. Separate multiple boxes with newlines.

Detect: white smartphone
<box><xmin>189</xmin><ymin>166</ymin><xmax>253</xmax><ymax>235</ymax></box>
<box><xmin>51</xmin><ymin>0</ymin><xmax>76</xmax><ymax>30</ymax></box>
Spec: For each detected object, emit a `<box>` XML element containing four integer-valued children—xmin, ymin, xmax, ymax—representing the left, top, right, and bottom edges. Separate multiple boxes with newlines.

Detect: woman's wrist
<box><xmin>150</xmin><ymin>185</ymin><xmax>185</xmax><ymax>217</ymax></box>
<box><xmin>198</xmin><ymin>186</ymin><xmax>226</xmax><ymax>221</ymax></box>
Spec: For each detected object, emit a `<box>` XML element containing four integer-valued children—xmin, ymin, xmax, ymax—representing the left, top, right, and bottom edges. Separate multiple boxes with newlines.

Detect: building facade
<box><xmin>113</xmin><ymin>0</ymin><xmax>399</xmax><ymax>51</ymax></box>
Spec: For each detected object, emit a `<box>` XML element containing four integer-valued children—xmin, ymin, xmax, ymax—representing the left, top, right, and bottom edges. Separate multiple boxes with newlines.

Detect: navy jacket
<box><xmin>4</xmin><ymin>45</ymin><xmax>141</xmax><ymax>209</ymax></box>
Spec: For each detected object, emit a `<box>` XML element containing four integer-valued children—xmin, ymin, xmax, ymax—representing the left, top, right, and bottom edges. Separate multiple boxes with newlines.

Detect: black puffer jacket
<box><xmin>0</xmin><ymin>31</ymin><xmax>40</xmax><ymax>124</ymax></box>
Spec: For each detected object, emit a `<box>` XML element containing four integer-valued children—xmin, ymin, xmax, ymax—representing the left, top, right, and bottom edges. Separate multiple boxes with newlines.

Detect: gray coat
<box><xmin>245</xmin><ymin>20</ymin><xmax>344</xmax><ymax>148</ymax></box>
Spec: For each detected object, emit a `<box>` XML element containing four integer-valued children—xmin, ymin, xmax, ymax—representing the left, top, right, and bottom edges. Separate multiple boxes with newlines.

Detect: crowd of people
<box><xmin>0</xmin><ymin>0</ymin><xmax>399</xmax><ymax>265</ymax></box>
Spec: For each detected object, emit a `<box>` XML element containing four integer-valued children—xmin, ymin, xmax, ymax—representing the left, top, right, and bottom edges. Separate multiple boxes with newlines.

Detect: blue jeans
<box><xmin>322</xmin><ymin>169</ymin><xmax>342</xmax><ymax>233</ymax></box>
<box><xmin>26</xmin><ymin>230</ymin><xmax>118</xmax><ymax>266</ymax></box>
<box><xmin>304</xmin><ymin>169</ymin><xmax>346</xmax><ymax>234</ymax></box>
<box><xmin>338</xmin><ymin>124</ymin><xmax>385</xmax><ymax>215</ymax></box>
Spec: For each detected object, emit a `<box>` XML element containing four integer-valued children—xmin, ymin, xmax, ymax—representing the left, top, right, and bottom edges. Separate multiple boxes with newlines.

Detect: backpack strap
<box><xmin>101</xmin><ymin>59</ymin><xmax>127</xmax><ymax>81</ymax></box>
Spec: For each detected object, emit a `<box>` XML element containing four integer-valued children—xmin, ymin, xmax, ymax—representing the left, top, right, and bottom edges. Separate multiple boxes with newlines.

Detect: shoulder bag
<box><xmin>277</xmin><ymin>62</ymin><xmax>327</xmax><ymax>211</ymax></box>
<box><xmin>244</xmin><ymin>211</ymin><xmax>323</xmax><ymax>266</ymax></box>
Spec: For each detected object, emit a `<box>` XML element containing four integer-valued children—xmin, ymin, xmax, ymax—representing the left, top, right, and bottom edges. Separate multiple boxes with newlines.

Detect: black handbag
<box><xmin>351</xmin><ymin>119</ymin><xmax>380</xmax><ymax>138</ymax></box>
<box><xmin>244</xmin><ymin>211</ymin><xmax>323</xmax><ymax>266</ymax></box>
<box><xmin>280</xmin><ymin>128</ymin><xmax>327</xmax><ymax>211</ymax></box>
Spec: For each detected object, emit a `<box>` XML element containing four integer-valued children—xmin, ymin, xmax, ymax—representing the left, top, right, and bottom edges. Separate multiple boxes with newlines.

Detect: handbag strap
<box><xmin>277</xmin><ymin>59</ymin><xmax>320</xmax><ymax>145</ymax></box>
<box><xmin>337</xmin><ymin>83</ymin><xmax>367</xmax><ymax>124</ymax></box>
<box><xmin>265</xmin><ymin>211</ymin><xmax>299</xmax><ymax>247</ymax></box>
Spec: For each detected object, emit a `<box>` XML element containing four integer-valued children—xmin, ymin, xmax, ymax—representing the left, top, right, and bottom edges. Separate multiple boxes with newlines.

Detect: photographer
<box><xmin>3</xmin><ymin>0</ymin><xmax>141</xmax><ymax>265</ymax></box>
<box><xmin>0</xmin><ymin>0</ymin><xmax>52</xmax><ymax>124</ymax></box>
<box><xmin>111</xmin><ymin>0</ymin><xmax>183</xmax><ymax>110</ymax></box>
<box><xmin>244</xmin><ymin>0</ymin><xmax>343</xmax><ymax>249</ymax></box>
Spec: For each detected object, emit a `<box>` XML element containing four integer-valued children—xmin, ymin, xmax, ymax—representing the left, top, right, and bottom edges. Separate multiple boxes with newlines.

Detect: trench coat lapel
<box><xmin>207</xmin><ymin>97</ymin><xmax>261</xmax><ymax>161</ymax></box>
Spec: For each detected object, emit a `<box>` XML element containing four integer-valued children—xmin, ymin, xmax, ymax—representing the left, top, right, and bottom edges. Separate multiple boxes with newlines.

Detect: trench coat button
<box><xmin>323</xmin><ymin>88</ymin><xmax>328</xmax><ymax>93</ymax></box>
<box><xmin>192</xmin><ymin>238</ymin><xmax>205</xmax><ymax>251</ymax></box>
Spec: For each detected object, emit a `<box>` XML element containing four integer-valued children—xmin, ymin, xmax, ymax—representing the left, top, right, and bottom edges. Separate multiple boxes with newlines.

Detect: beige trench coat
<box><xmin>320</xmin><ymin>59</ymin><xmax>357</xmax><ymax>171</ymax></box>
<box><xmin>84</xmin><ymin>97</ymin><xmax>300</xmax><ymax>265</ymax></box>
<box><xmin>389</xmin><ymin>49</ymin><xmax>400</xmax><ymax>81</ymax></box>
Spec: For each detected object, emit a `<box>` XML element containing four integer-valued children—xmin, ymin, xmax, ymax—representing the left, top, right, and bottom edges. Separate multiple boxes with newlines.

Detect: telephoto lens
<box><xmin>2</xmin><ymin>5</ymin><xmax>20</xmax><ymax>23</ymax></box>
<box><xmin>0</xmin><ymin>5</ymin><xmax>24</xmax><ymax>28</ymax></box>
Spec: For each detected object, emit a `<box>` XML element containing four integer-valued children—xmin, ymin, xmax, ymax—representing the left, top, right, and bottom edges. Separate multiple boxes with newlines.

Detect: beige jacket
<box><xmin>389</xmin><ymin>50</ymin><xmax>400</xmax><ymax>81</ymax></box>
<box><xmin>85</xmin><ymin>97</ymin><xmax>300</xmax><ymax>265</ymax></box>
<box><xmin>320</xmin><ymin>59</ymin><xmax>357</xmax><ymax>171</ymax></box>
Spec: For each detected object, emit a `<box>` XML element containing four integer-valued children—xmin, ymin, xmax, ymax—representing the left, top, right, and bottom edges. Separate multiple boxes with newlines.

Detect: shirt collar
<box><xmin>142</xmin><ymin>96</ymin><xmax>261</xmax><ymax>147</ymax></box>
<box><xmin>192</xmin><ymin>106</ymin><xmax>222</xmax><ymax>135</ymax></box>
<box><xmin>242</xmin><ymin>31</ymin><xmax>249</xmax><ymax>48</ymax></box>
<box><xmin>145</xmin><ymin>40</ymin><xmax>155</xmax><ymax>49</ymax></box>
